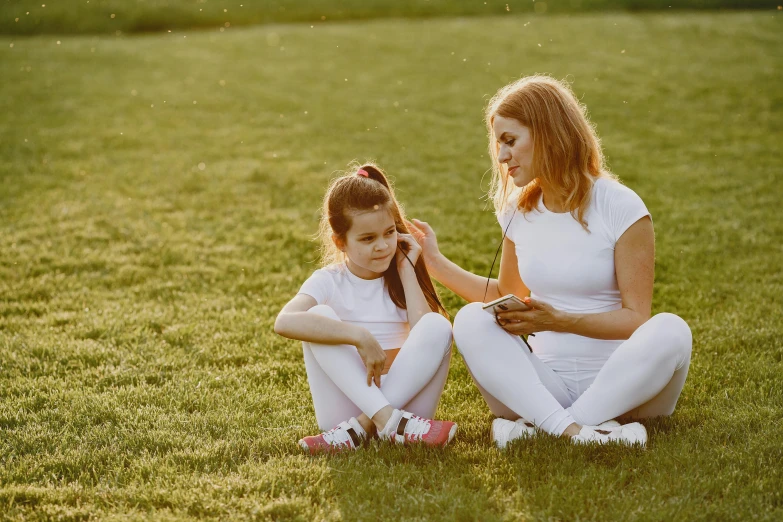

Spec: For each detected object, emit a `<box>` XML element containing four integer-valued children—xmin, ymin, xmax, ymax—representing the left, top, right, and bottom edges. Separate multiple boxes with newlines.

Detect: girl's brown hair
<box><xmin>485</xmin><ymin>75</ymin><xmax>616</xmax><ymax>229</ymax></box>
<box><xmin>318</xmin><ymin>162</ymin><xmax>448</xmax><ymax>317</ymax></box>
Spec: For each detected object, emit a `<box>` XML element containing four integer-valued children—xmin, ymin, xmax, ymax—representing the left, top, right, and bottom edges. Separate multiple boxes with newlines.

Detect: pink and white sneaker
<box><xmin>380</xmin><ymin>409</ymin><xmax>457</xmax><ymax>447</ymax></box>
<box><xmin>298</xmin><ymin>418</ymin><xmax>367</xmax><ymax>455</ymax></box>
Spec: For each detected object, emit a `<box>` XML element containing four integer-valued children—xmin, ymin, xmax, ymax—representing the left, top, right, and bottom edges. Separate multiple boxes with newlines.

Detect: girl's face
<box><xmin>493</xmin><ymin>115</ymin><xmax>535</xmax><ymax>187</ymax></box>
<box><xmin>338</xmin><ymin>207</ymin><xmax>397</xmax><ymax>280</ymax></box>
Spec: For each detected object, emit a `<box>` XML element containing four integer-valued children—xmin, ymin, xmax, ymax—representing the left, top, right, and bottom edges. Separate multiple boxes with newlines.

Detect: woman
<box><xmin>409</xmin><ymin>75</ymin><xmax>692</xmax><ymax>447</ymax></box>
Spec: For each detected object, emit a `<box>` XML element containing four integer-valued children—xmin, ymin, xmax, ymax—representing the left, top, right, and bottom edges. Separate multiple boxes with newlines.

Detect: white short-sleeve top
<box><xmin>297</xmin><ymin>263</ymin><xmax>410</xmax><ymax>350</ymax></box>
<box><xmin>497</xmin><ymin>177</ymin><xmax>651</xmax><ymax>358</ymax></box>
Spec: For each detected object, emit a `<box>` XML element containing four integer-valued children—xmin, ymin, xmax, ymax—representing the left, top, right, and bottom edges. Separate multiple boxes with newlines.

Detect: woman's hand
<box><xmin>407</xmin><ymin>219</ymin><xmax>440</xmax><ymax>266</ymax></box>
<box><xmin>355</xmin><ymin>329</ymin><xmax>387</xmax><ymax>388</ymax></box>
<box><xmin>495</xmin><ymin>297</ymin><xmax>567</xmax><ymax>335</ymax></box>
<box><xmin>395</xmin><ymin>232</ymin><xmax>422</xmax><ymax>272</ymax></box>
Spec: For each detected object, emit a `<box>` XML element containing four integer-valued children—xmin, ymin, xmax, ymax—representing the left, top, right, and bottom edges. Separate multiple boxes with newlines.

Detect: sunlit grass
<box><xmin>1</xmin><ymin>0</ymin><xmax>779</xmax><ymax>35</ymax></box>
<box><xmin>1</xmin><ymin>10</ymin><xmax>782</xmax><ymax>521</ymax></box>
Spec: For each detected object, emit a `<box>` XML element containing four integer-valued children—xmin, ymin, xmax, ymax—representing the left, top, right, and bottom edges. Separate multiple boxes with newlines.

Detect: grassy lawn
<box><xmin>1</xmin><ymin>10</ymin><xmax>782</xmax><ymax>521</ymax></box>
<box><xmin>2</xmin><ymin>0</ymin><xmax>779</xmax><ymax>35</ymax></box>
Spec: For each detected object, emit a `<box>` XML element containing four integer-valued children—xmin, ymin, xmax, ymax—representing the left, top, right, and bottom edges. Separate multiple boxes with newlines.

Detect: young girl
<box><xmin>274</xmin><ymin>163</ymin><xmax>457</xmax><ymax>454</ymax></box>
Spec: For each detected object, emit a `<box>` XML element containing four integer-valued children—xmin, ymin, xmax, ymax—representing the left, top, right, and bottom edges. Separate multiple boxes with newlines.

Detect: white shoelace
<box><xmin>321</xmin><ymin>423</ymin><xmax>353</xmax><ymax>448</ymax></box>
<box><xmin>402</xmin><ymin>415</ymin><xmax>432</xmax><ymax>441</ymax></box>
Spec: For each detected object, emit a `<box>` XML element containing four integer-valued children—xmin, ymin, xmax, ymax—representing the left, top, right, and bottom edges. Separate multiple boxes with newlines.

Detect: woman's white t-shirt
<box><xmin>497</xmin><ymin>177</ymin><xmax>650</xmax><ymax>358</ymax></box>
<box><xmin>297</xmin><ymin>263</ymin><xmax>410</xmax><ymax>349</ymax></box>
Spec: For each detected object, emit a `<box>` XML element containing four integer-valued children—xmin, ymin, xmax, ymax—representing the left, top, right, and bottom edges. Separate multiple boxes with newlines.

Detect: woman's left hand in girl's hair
<box><xmin>396</xmin><ymin>233</ymin><xmax>422</xmax><ymax>271</ymax></box>
<box><xmin>495</xmin><ymin>297</ymin><xmax>564</xmax><ymax>335</ymax></box>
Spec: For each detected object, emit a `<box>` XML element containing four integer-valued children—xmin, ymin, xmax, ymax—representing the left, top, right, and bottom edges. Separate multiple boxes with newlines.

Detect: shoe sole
<box><xmin>444</xmin><ymin>423</ymin><xmax>458</xmax><ymax>446</ymax></box>
<box><xmin>490</xmin><ymin>421</ymin><xmax>504</xmax><ymax>449</ymax></box>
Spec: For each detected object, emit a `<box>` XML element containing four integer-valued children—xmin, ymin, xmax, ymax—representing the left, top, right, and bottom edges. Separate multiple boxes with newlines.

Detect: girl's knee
<box><xmin>308</xmin><ymin>304</ymin><xmax>339</xmax><ymax>321</ymax></box>
<box><xmin>419</xmin><ymin>311</ymin><xmax>452</xmax><ymax>333</ymax></box>
<box><xmin>416</xmin><ymin>312</ymin><xmax>453</xmax><ymax>356</ymax></box>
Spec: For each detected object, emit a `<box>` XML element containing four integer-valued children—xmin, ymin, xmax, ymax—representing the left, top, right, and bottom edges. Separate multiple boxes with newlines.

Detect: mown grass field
<box><xmin>1</xmin><ymin>10</ymin><xmax>782</xmax><ymax>521</ymax></box>
<box><xmin>2</xmin><ymin>0</ymin><xmax>779</xmax><ymax>35</ymax></box>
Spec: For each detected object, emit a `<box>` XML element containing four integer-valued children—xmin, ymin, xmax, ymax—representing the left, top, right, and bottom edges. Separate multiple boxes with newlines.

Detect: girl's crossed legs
<box><xmin>452</xmin><ymin>302</ymin><xmax>692</xmax><ymax>436</ymax></box>
<box><xmin>303</xmin><ymin>304</ymin><xmax>453</xmax><ymax>432</ymax></box>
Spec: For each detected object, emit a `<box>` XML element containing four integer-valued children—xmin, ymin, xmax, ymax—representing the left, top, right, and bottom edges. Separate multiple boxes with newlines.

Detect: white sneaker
<box><xmin>491</xmin><ymin>418</ymin><xmax>537</xmax><ymax>449</ymax></box>
<box><xmin>593</xmin><ymin>419</ymin><xmax>621</xmax><ymax>429</ymax></box>
<box><xmin>571</xmin><ymin>422</ymin><xmax>647</xmax><ymax>447</ymax></box>
<box><xmin>379</xmin><ymin>409</ymin><xmax>457</xmax><ymax>447</ymax></box>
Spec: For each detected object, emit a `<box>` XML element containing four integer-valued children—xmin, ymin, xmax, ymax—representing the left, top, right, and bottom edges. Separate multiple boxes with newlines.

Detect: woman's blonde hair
<box><xmin>317</xmin><ymin>162</ymin><xmax>447</xmax><ymax>317</ymax></box>
<box><xmin>485</xmin><ymin>75</ymin><xmax>616</xmax><ymax>228</ymax></box>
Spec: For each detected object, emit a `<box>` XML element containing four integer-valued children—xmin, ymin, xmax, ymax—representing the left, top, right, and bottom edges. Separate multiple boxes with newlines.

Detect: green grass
<box><xmin>2</xmin><ymin>0</ymin><xmax>780</xmax><ymax>35</ymax></box>
<box><xmin>1</xmin><ymin>10</ymin><xmax>782</xmax><ymax>521</ymax></box>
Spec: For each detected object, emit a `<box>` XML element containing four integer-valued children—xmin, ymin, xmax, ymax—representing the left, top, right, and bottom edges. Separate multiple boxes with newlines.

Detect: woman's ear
<box><xmin>332</xmin><ymin>233</ymin><xmax>345</xmax><ymax>252</ymax></box>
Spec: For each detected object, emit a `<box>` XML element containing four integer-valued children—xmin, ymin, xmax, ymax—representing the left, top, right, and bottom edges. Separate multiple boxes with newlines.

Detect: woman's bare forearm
<box><xmin>425</xmin><ymin>252</ymin><xmax>503</xmax><ymax>304</ymax></box>
<box><xmin>555</xmin><ymin>307</ymin><xmax>650</xmax><ymax>340</ymax></box>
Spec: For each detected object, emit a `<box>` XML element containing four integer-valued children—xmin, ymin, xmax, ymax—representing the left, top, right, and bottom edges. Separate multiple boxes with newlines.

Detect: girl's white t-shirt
<box><xmin>297</xmin><ymin>263</ymin><xmax>410</xmax><ymax>349</ymax></box>
<box><xmin>497</xmin><ymin>177</ymin><xmax>651</xmax><ymax>358</ymax></box>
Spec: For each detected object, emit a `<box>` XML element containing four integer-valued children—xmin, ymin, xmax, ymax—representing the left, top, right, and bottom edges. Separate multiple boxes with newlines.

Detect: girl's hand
<box><xmin>355</xmin><ymin>330</ymin><xmax>387</xmax><ymax>388</ymax></box>
<box><xmin>495</xmin><ymin>297</ymin><xmax>565</xmax><ymax>335</ymax></box>
<box><xmin>407</xmin><ymin>219</ymin><xmax>440</xmax><ymax>266</ymax></box>
<box><xmin>396</xmin><ymin>233</ymin><xmax>422</xmax><ymax>272</ymax></box>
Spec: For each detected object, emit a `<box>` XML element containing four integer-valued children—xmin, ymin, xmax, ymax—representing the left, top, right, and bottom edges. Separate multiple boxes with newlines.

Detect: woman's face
<box><xmin>493</xmin><ymin>115</ymin><xmax>534</xmax><ymax>187</ymax></box>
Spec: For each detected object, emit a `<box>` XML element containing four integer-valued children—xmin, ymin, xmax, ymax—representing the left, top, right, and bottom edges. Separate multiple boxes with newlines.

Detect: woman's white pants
<box><xmin>303</xmin><ymin>305</ymin><xmax>453</xmax><ymax>431</ymax></box>
<box><xmin>453</xmin><ymin>302</ymin><xmax>692</xmax><ymax>435</ymax></box>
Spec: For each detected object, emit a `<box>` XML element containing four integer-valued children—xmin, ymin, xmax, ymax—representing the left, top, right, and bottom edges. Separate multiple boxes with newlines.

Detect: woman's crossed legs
<box><xmin>453</xmin><ymin>302</ymin><xmax>692</xmax><ymax>436</ymax></box>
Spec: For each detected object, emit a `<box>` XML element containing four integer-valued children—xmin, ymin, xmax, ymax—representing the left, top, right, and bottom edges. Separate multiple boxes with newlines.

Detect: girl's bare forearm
<box><xmin>274</xmin><ymin>312</ymin><xmax>367</xmax><ymax>346</ymax></box>
<box><xmin>399</xmin><ymin>264</ymin><xmax>431</xmax><ymax>329</ymax></box>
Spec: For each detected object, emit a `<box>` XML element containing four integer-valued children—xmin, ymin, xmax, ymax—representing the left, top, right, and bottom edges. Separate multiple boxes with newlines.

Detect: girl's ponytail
<box><xmin>318</xmin><ymin>162</ymin><xmax>448</xmax><ymax>318</ymax></box>
<box><xmin>359</xmin><ymin>165</ymin><xmax>393</xmax><ymax>191</ymax></box>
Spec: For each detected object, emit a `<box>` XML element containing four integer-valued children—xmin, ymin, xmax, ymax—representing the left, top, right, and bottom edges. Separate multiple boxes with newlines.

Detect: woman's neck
<box><xmin>541</xmin><ymin>185</ymin><xmax>568</xmax><ymax>213</ymax></box>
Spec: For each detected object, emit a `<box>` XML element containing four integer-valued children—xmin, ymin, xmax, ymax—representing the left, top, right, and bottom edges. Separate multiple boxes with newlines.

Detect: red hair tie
<box><xmin>357</xmin><ymin>169</ymin><xmax>369</xmax><ymax>177</ymax></box>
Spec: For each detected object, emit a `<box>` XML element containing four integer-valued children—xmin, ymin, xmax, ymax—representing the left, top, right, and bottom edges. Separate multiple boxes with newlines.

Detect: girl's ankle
<box><xmin>356</xmin><ymin>415</ymin><xmax>376</xmax><ymax>435</ymax></box>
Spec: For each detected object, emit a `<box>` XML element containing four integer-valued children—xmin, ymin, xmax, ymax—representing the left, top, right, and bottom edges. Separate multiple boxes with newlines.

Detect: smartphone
<box><xmin>482</xmin><ymin>294</ymin><xmax>531</xmax><ymax>315</ymax></box>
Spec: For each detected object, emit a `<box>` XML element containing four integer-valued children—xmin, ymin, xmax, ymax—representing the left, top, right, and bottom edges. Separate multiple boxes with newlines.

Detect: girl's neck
<box><xmin>345</xmin><ymin>259</ymin><xmax>384</xmax><ymax>280</ymax></box>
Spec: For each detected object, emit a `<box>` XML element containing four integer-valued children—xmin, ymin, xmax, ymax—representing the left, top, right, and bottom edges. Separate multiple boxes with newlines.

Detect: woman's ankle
<box><xmin>562</xmin><ymin>422</ymin><xmax>582</xmax><ymax>438</ymax></box>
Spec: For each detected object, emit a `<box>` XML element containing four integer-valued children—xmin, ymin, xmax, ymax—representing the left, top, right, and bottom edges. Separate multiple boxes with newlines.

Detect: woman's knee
<box><xmin>453</xmin><ymin>302</ymin><xmax>494</xmax><ymax>354</ymax></box>
<box><xmin>650</xmin><ymin>313</ymin><xmax>691</xmax><ymax>345</ymax></box>
<box><xmin>307</xmin><ymin>304</ymin><xmax>340</xmax><ymax>321</ymax></box>
<box><xmin>646</xmin><ymin>312</ymin><xmax>693</xmax><ymax>361</ymax></box>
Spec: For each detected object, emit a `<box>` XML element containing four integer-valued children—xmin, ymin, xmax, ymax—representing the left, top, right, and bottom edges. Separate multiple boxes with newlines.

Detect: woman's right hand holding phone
<box><xmin>355</xmin><ymin>329</ymin><xmax>387</xmax><ymax>388</ymax></box>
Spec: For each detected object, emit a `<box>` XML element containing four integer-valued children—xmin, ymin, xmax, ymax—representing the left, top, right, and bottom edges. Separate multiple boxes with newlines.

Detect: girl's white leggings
<box><xmin>453</xmin><ymin>302</ymin><xmax>692</xmax><ymax>435</ymax></box>
<box><xmin>303</xmin><ymin>305</ymin><xmax>453</xmax><ymax>430</ymax></box>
